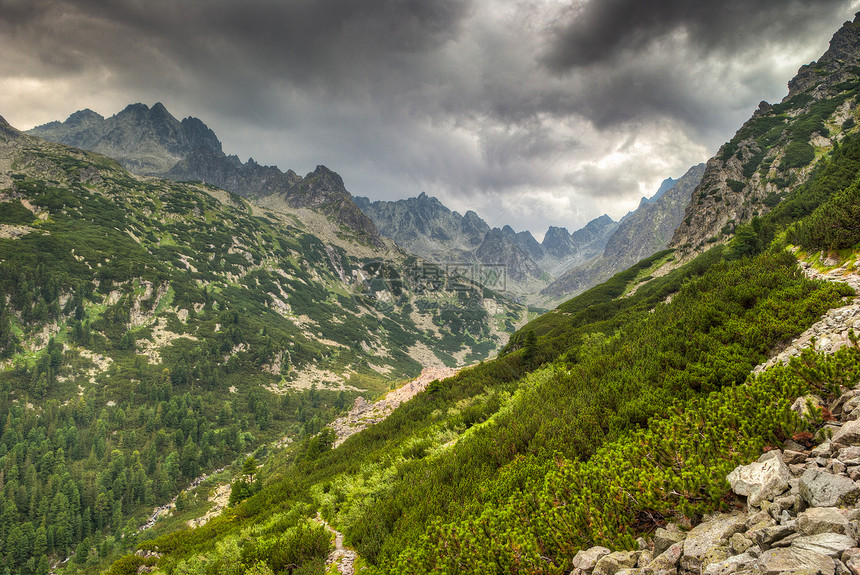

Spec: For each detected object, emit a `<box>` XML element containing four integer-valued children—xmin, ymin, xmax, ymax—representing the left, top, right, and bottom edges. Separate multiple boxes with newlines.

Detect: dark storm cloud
<box><xmin>544</xmin><ymin>0</ymin><xmax>849</xmax><ymax>70</ymax></box>
<box><xmin>0</xmin><ymin>0</ymin><xmax>470</xmax><ymax>85</ymax></box>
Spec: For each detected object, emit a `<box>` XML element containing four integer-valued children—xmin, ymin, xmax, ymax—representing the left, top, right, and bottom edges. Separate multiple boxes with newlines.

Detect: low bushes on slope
<box><xmin>390</xmin><ymin>346</ymin><xmax>860</xmax><ymax>574</ymax></box>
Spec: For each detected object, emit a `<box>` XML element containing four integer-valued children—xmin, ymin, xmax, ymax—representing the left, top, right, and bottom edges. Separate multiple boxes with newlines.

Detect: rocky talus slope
<box><xmin>754</xmin><ymin>257</ymin><xmax>860</xmax><ymax>375</ymax></box>
<box><xmin>570</xmin><ymin>384</ymin><xmax>860</xmax><ymax>575</ymax></box>
<box><xmin>568</xmin><ymin>258</ymin><xmax>860</xmax><ymax>575</ymax></box>
<box><xmin>329</xmin><ymin>366</ymin><xmax>459</xmax><ymax>447</ymax></box>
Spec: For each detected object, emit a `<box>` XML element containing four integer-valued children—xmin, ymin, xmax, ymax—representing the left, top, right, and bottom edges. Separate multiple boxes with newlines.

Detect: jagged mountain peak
<box><xmin>27</xmin><ymin>102</ymin><xmax>223</xmax><ymax>174</ymax></box>
<box><xmin>66</xmin><ymin>108</ymin><xmax>104</xmax><ymax>126</ymax></box>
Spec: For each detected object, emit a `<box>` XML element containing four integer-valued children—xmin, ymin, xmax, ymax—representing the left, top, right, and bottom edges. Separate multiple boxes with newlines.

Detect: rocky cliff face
<box><xmin>28</xmin><ymin>103</ymin><xmax>222</xmax><ymax>174</ymax></box>
<box><xmin>542</xmin><ymin>163</ymin><xmax>705</xmax><ymax>299</ymax></box>
<box><xmin>28</xmin><ymin>103</ymin><xmax>384</xmax><ymax>247</ymax></box>
<box><xmin>670</xmin><ymin>15</ymin><xmax>860</xmax><ymax>257</ymax></box>
<box><xmin>354</xmin><ymin>192</ymin><xmax>489</xmax><ymax>260</ymax></box>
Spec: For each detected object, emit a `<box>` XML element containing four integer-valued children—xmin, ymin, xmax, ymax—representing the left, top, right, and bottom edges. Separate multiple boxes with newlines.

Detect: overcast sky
<box><xmin>2</xmin><ymin>0</ymin><xmax>859</xmax><ymax>238</ymax></box>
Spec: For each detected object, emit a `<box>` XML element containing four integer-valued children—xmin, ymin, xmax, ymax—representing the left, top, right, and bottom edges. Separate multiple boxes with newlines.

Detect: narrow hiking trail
<box><xmin>754</xmin><ymin>253</ymin><xmax>860</xmax><ymax>375</ymax></box>
<box><xmin>317</xmin><ymin>513</ymin><xmax>359</xmax><ymax>575</ymax></box>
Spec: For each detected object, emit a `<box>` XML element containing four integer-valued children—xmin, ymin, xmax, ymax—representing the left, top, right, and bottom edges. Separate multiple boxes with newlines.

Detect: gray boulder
<box><xmin>833</xmin><ymin>420</ymin><xmax>860</xmax><ymax>448</ymax></box>
<box><xmin>838</xmin><ymin>448</ymin><xmax>860</xmax><ymax>466</ymax></box>
<box><xmin>800</xmin><ymin>468</ymin><xmax>860</xmax><ymax>507</ymax></box>
<box><xmin>681</xmin><ymin>514</ymin><xmax>747</xmax><ymax>574</ymax></box>
<box><xmin>729</xmin><ymin>455</ymin><xmax>792</xmax><ymax>507</ymax></box>
<box><xmin>594</xmin><ymin>551</ymin><xmax>640</xmax><ymax>575</ymax></box>
<box><xmin>798</xmin><ymin>508</ymin><xmax>851</xmax><ymax>536</ymax></box>
<box><xmin>654</xmin><ymin>527</ymin><xmax>686</xmax><ymax>556</ymax></box>
<box><xmin>749</xmin><ymin>522</ymin><xmax>797</xmax><ymax>548</ymax></box>
<box><xmin>756</xmin><ymin>547</ymin><xmax>836</xmax><ymax>575</ymax></box>
<box><xmin>702</xmin><ymin>552</ymin><xmax>757</xmax><ymax>575</ymax></box>
<box><xmin>793</xmin><ymin>395</ymin><xmax>825</xmax><ymax>419</ymax></box>
<box><xmin>573</xmin><ymin>546</ymin><xmax>612</xmax><ymax>572</ymax></box>
<box><xmin>842</xmin><ymin>548</ymin><xmax>860</xmax><ymax>575</ymax></box>
<box><xmin>643</xmin><ymin>541</ymin><xmax>683</xmax><ymax>575</ymax></box>
<box><xmin>793</xmin><ymin>534</ymin><xmax>857</xmax><ymax>558</ymax></box>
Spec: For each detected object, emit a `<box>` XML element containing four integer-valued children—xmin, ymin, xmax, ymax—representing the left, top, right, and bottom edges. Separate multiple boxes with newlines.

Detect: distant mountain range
<box><xmin>28</xmin><ymin>103</ymin><xmax>706</xmax><ymax>302</ymax></box>
<box><xmin>354</xmin><ymin>193</ymin><xmax>618</xmax><ymax>293</ymax></box>
<box><xmin>541</xmin><ymin>163</ymin><xmax>705</xmax><ymax>298</ymax></box>
<box><xmin>356</xmin><ymin>165</ymin><xmax>704</xmax><ymax>302</ymax></box>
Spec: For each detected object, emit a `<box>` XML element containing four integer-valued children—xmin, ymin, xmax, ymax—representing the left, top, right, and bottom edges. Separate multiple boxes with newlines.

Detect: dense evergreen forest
<box><xmin>109</xmin><ymin>131</ymin><xmax>860</xmax><ymax>574</ymax></box>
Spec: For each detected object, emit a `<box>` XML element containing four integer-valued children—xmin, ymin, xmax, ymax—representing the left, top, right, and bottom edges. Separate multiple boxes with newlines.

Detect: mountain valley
<box><xmin>5</xmin><ymin>9</ymin><xmax>860</xmax><ymax>575</ymax></box>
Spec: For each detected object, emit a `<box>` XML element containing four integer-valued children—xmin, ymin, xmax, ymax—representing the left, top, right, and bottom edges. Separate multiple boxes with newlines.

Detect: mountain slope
<box><xmin>0</xmin><ymin>117</ymin><xmax>527</xmax><ymax>571</ymax></box>
<box><xmin>28</xmin><ymin>103</ymin><xmax>385</xmax><ymax>248</ymax></box>
<box><xmin>671</xmin><ymin>15</ymin><xmax>860</xmax><ymax>257</ymax></box>
<box><xmin>542</xmin><ymin>163</ymin><xmax>705</xmax><ymax>299</ymax></box>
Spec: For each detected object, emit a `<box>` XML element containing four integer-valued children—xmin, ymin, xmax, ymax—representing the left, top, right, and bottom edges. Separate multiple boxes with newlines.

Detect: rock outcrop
<box><xmin>670</xmin><ymin>15</ymin><xmax>860</xmax><ymax>258</ymax></box>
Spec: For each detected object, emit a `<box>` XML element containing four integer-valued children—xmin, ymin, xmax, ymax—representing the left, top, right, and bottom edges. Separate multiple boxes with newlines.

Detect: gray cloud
<box><xmin>1</xmin><ymin>0</ymin><xmax>858</xmax><ymax>234</ymax></box>
<box><xmin>543</xmin><ymin>0</ymin><xmax>850</xmax><ymax>70</ymax></box>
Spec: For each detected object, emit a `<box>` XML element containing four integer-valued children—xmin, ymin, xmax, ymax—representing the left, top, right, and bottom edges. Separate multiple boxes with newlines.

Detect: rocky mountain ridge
<box><xmin>28</xmin><ymin>102</ymin><xmax>222</xmax><ymax>174</ymax></box>
<box><xmin>27</xmin><ymin>103</ymin><xmax>384</xmax><ymax>248</ymax></box>
<box><xmin>355</xmin><ymin>192</ymin><xmax>621</xmax><ymax>298</ymax></box>
<box><xmin>670</xmin><ymin>15</ymin><xmax>860</xmax><ymax>258</ymax></box>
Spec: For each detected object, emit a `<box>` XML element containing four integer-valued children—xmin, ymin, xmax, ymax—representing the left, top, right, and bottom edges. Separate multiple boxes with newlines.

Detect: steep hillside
<box><xmin>112</xmin><ymin>122</ymin><xmax>860</xmax><ymax>575</ymax></box>
<box><xmin>542</xmin><ymin>163</ymin><xmax>705</xmax><ymax>299</ymax></box>
<box><xmin>671</xmin><ymin>15</ymin><xmax>860</xmax><ymax>257</ymax></box>
<box><xmin>0</xmin><ymin>117</ymin><xmax>527</xmax><ymax>572</ymax></box>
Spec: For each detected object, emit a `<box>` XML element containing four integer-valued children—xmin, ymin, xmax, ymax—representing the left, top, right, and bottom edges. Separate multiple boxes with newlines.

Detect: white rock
<box><xmin>728</xmin><ymin>453</ymin><xmax>792</xmax><ymax>507</ymax></box>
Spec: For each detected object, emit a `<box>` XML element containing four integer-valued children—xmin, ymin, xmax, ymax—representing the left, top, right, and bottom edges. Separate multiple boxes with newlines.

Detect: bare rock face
<box><xmin>792</xmin><ymin>533</ymin><xmax>857</xmax><ymax>558</ymax></box>
<box><xmin>680</xmin><ymin>514</ymin><xmax>747</xmax><ymax>574</ymax></box>
<box><xmin>27</xmin><ymin>103</ymin><xmax>222</xmax><ymax>175</ymax></box>
<box><xmin>798</xmin><ymin>508</ymin><xmax>851</xmax><ymax>536</ymax></box>
<box><xmin>833</xmin><ymin>420</ymin><xmax>860</xmax><ymax>449</ymax></box>
<box><xmin>800</xmin><ymin>468</ymin><xmax>860</xmax><ymax>508</ymax></box>
<box><xmin>573</xmin><ymin>546</ymin><xmax>612</xmax><ymax>572</ymax></box>
<box><xmin>756</xmin><ymin>547</ymin><xmax>836</xmax><ymax>575</ymax></box>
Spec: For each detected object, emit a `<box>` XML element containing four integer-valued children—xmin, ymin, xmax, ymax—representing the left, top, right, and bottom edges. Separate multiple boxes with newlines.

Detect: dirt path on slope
<box><xmin>328</xmin><ymin>366</ymin><xmax>459</xmax><ymax>447</ymax></box>
<box><xmin>316</xmin><ymin>513</ymin><xmax>359</xmax><ymax>575</ymax></box>
<box><xmin>754</xmin><ymin>254</ymin><xmax>860</xmax><ymax>374</ymax></box>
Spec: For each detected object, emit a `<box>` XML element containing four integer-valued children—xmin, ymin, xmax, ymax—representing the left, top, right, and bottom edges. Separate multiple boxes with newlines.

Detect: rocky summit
<box><xmin>27</xmin><ymin>102</ymin><xmax>222</xmax><ymax>174</ymax></box>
